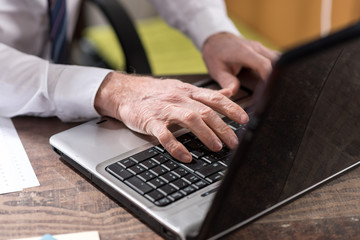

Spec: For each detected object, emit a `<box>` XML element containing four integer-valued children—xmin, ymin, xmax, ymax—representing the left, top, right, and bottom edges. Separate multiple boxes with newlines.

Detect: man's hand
<box><xmin>95</xmin><ymin>72</ymin><xmax>248</xmax><ymax>163</ymax></box>
<box><xmin>202</xmin><ymin>32</ymin><xmax>280</xmax><ymax>96</ymax></box>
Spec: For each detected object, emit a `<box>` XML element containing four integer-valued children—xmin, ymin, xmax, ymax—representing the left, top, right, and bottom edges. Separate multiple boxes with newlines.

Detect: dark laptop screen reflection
<box><xmin>201</xmin><ymin>36</ymin><xmax>360</xmax><ymax>239</ymax></box>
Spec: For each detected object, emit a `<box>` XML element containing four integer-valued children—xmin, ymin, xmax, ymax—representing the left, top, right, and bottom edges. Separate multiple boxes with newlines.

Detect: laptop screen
<box><xmin>198</xmin><ymin>22</ymin><xmax>360</xmax><ymax>239</ymax></box>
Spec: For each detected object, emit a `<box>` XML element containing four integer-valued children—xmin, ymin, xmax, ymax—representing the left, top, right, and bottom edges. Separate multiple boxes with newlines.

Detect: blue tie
<box><xmin>48</xmin><ymin>0</ymin><xmax>67</xmax><ymax>63</ymax></box>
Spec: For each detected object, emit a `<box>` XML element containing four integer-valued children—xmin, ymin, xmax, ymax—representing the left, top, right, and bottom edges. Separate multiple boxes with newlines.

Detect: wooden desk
<box><xmin>1</xmin><ymin>75</ymin><xmax>360</xmax><ymax>240</ymax></box>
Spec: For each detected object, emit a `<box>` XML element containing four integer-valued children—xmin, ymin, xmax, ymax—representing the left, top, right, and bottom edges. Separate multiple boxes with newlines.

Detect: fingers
<box><xmin>147</xmin><ymin>92</ymin><xmax>242</xmax><ymax>163</ymax></box>
<box><xmin>251</xmin><ymin>42</ymin><xmax>281</xmax><ymax>65</ymax></box>
<box><xmin>197</xmin><ymin>106</ymin><xmax>239</xmax><ymax>149</ymax></box>
<box><xmin>175</xmin><ymin>104</ymin><xmax>239</xmax><ymax>151</ymax></box>
<box><xmin>202</xmin><ymin>33</ymin><xmax>281</xmax><ymax>94</ymax></box>
<box><xmin>241</xmin><ymin>49</ymin><xmax>273</xmax><ymax>80</ymax></box>
<box><xmin>150</xmin><ymin>123</ymin><xmax>192</xmax><ymax>163</ymax></box>
<box><xmin>214</xmin><ymin>70</ymin><xmax>241</xmax><ymax>97</ymax></box>
<box><xmin>191</xmin><ymin>87</ymin><xmax>249</xmax><ymax>124</ymax></box>
<box><xmin>97</xmin><ymin>73</ymin><xmax>244</xmax><ymax>164</ymax></box>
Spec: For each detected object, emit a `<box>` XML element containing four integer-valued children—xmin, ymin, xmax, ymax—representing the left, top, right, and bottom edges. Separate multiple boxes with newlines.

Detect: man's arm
<box><xmin>0</xmin><ymin>43</ymin><xmax>110</xmax><ymax>121</ymax></box>
<box><xmin>148</xmin><ymin>0</ymin><xmax>279</xmax><ymax>95</ymax></box>
<box><xmin>148</xmin><ymin>0</ymin><xmax>240</xmax><ymax>49</ymax></box>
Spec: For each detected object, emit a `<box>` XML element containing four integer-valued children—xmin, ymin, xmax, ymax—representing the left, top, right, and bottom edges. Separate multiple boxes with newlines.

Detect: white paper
<box><xmin>11</xmin><ymin>231</ymin><xmax>100</xmax><ymax>240</ymax></box>
<box><xmin>0</xmin><ymin>117</ymin><xmax>39</xmax><ymax>194</ymax></box>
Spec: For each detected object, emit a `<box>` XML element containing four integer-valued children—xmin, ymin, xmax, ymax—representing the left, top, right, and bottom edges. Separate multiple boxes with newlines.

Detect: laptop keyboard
<box><xmin>105</xmin><ymin>117</ymin><xmax>246</xmax><ymax>207</ymax></box>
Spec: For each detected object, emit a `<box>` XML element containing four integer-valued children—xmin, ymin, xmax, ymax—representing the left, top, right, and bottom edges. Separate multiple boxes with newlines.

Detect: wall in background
<box><xmin>226</xmin><ymin>0</ymin><xmax>360</xmax><ymax>49</ymax></box>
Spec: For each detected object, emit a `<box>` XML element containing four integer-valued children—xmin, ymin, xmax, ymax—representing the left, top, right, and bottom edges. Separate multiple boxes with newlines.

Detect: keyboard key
<box><xmin>158</xmin><ymin>184</ymin><xmax>177</xmax><ymax>196</ymax></box>
<box><xmin>150</xmin><ymin>165</ymin><xmax>168</xmax><ymax>176</ymax></box>
<box><xmin>202</xmin><ymin>153</ymin><xmax>222</xmax><ymax>164</ymax></box>
<box><xmin>195</xmin><ymin>162</ymin><xmax>226</xmax><ymax>178</ymax></box>
<box><xmin>206</xmin><ymin>172</ymin><xmax>224</xmax><ymax>183</ymax></box>
<box><xmin>160</xmin><ymin>172</ymin><xmax>179</xmax><ymax>183</ymax></box>
<box><xmin>163</xmin><ymin>160</ymin><xmax>178</xmax><ymax>171</ymax></box>
<box><xmin>222</xmin><ymin>116</ymin><xmax>233</xmax><ymax>124</ymax></box>
<box><xmin>190</xmin><ymin>150</ymin><xmax>205</xmax><ymax>159</ymax></box>
<box><xmin>172</xmin><ymin>167</ymin><xmax>188</xmax><ymax>177</ymax></box>
<box><xmin>140</xmin><ymin>159</ymin><xmax>158</xmax><ymax>169</ymax></box>
<box><xmin>193</xmin><ymin>180</ymin><xmax>209</xmax><ymax>189</ymax></box>
<box><xmin>138</xmin><ymin>171</ymin><xmax>156</xmax><ymax>182</ymax></box>
<box><xmin>181</xmin><ymin>185</ymin><xmax>197</xmax><ymax>195</ymax></box>
<box><xmin>176</xmin><ymin>133</ymin><xmax>194</xmax><ymax>143</ymax></box>
<box><xmin>216</xmin><ymin>146</ymin><xmax>231</xmax><ymax>156</ymax></box>
<box><xmin>220</xmin><ymin>156</ymin><xmax>232</xmax><ymax>167</ymax></box>
<box><xmin>228</xmin><ymin>121</ymin><xmax>244</xmax><ymax>131</ymax></box>
<box><xmin>235</xmin><ymin>127</ymin><xmax>246</xmax><ymax>138</ymax></box>
<box><xmin>152</xmin><ymin>154</ymin><xmax>169</xmax><ymax>164</ymax></box>
<box><xmin>168</xmin><ymin>191</ymin><xmax>184</xmax><ymax>201</ymax></box>
<box><xmin>118</xmin><ymin>158</ymin><xmax>136</xmax><ymax>168</ymax></box>
<box><xmin>128</xmin><ymin>164</ymin><xmax>146</xmax><ymax>175</ymax></box>
<box><xmin>171</xmin><ymin>178</ymin><xmax>190</xmax><ymax>190</ymax></box>
<box><xmin>130</xmin><ymin>148</ymin><xmax>158</xmax><ymax>163</ymax></box>
<box><xmin>184</xmin><ymin>139</ymin><xmax>203</xmax><ymax>150</ymax></box>
<box><xmin>154</xmin><ymin>144</ymin><xmax>165</xmax><ymax>153</ymax></box>
<box><xmin>190</xmin><ymin>147</ymin><xmax>211</xmax><ymax>159</ymax></box>
<box><xmin>182</xmin><ymin>159</ymin><xmax>208</xmax><ymax>172</ymax></box>
<box><xmin>125</xmin><ymin>176</ymin><xmax>153</xmax><ymax>195</ymax></box>
<box><xmin>145</xmin><ymin>190</ymin><xmax>165</xmax><ymax>202</ymax></box>
<box><xmin>106</xmin><ymin>163</ymin><xmax>133</xmax><ymax>181</ymax></box>
<box><xmin>183</xmin><ymin>174</ymin><xmax>201</xmax><ymax>184</ymax></box>
<box><xmin>148</xmin><ymin>177</ymin><xmax>166</xmax><ymax>188</ymax></box>
<box><xmin>155</xmin><ymin>197</ymin><xmax>172</xmax><ymax>206</ymax></box>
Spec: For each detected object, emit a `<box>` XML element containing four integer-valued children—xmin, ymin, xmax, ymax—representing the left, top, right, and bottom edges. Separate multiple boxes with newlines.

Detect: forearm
<box><xmin>0</xmin><ymin>43</ymin><xmax>110</xmax><ymax>122</ymax></box>
<box><xmin>149</xmin><ymin>0</ymin><xmax>241</xmax><ymax>49</ymax></box>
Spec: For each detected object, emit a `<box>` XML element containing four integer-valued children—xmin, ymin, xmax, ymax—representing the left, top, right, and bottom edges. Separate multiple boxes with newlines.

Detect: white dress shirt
<box><xmin>0</xmin><ymin>0</ymin><xmax>240</xmax><ymax>122</ymax></box>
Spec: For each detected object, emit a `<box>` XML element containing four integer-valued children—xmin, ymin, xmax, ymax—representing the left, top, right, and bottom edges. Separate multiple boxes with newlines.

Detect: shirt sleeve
<box><xmin>0</xmin><ymin>43</ymin><xmax>111</xmax><ymax>122</ymax></box>
<box><xmin>148</xmin><ymin>0</ymin><xmax>242</xmax><ymax>50</ymax></box>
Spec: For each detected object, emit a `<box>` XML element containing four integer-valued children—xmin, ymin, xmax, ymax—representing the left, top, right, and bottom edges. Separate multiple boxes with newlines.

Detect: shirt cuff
<box><xmin>49</xmin><ymin>64</ymin><xmax>112</xmax><ymax>122</ymax></box>
<box><xmin>186</xmin><ymin>7</ymin><xmax>242</xmax><ymax>50</ymax></box>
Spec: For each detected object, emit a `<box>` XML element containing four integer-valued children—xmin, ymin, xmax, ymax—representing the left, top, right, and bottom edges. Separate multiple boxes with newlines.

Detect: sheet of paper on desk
<box><xmin>0</xmin><ymin>117</ymin><xmax>39</xmax><ymax>194</ymax></box>
<box><xmin>11</xmin><ymin>231</ymin><xmax>100</xmax><ymax>240</ymax></box>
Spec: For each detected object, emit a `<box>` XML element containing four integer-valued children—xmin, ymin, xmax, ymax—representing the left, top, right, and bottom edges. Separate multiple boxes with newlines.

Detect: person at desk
<box><xmin>0</xmin><ymin>0</ymin><xmax>278</xmax><ymax>163</ymax></box>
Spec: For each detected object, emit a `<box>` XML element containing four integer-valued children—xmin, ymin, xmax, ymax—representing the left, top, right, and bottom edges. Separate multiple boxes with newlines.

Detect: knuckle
<box><xmin>218</xmin><ymin>123</ymin><xmax>232</xmax><ymax>135</ymax></box>
<box><xmin>258</xmin><ymin>58</ymin><xmax>272</xmax><ymax>73</ymax></box>
<box><xmin>207</xmin><ymin>91</ymin><xmax>224</xmax><ymax>103</ymax></box>
<box><xmin>167</xmin><ymin>142</ymin><xmax>183</xmax><ymax>156</ymax></box>
<box><xmin>161</xmin><ymin>93</ymin><xmax>183</xmax><ymax>104</ymax></box>
<box><xmin>199</xmin><ymin>106</ymin><xmax>215</xmax><ymax>119</ymax></box>
<box><xmin>182</xmin><ymin>110</ymin><xmax>199</xmax><ymax>123</ymax></box>
<box><xmin>156</xmin><ymin>128</ymin><xmax>172</xmax><ymax>143</ymax></box>
<box><xmin>162</xmin><ymin>103</ymin><xmax>178</xmax><ymax>113</ymax></box>
<box><xmin>251</xmin><ymin>41</ymin><xmax>264</xmax><ymax>51</ymax></box>
<box><xmin>177</xmin><ymin>82</ymin><xmax>195</xmax><ymax>93</ymax></box>
<box><xmin>225</xmin><ymin>101</ymin><xmax>239</xmax><ymax>112</ymax></box>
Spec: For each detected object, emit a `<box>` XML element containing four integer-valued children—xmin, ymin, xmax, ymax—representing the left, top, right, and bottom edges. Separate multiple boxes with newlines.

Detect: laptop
<box><xmin>50</xmin><ymin>21</ymin><xmax>360</xmax><ymax>240</ymax></box>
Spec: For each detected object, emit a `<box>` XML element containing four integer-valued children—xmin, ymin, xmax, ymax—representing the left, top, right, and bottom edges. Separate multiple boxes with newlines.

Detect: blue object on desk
<box><xmin>41</xmin><ymin>234</ymin><xmax>57</xmax><ymax>240</ymax></box>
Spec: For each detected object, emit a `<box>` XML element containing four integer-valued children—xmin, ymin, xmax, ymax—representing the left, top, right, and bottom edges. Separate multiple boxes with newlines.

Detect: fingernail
<box><xmin>213</xmin><ymin>139</ymin><xmax>223</xmax><ymax>151</ymax></box>
<box><xmin>181</xmin><ymin>153</ymin><xmax>192</xmax><ymax>163</ymax></box>
<box><xmin>241</xmin><ymin>113</ymin><xmax>249</xmax><ymax>123</ymax></box>
<box><xmin>230</xmin><ymin>135</ymin><xmax>239</xmax><ymax>148</ymax></box>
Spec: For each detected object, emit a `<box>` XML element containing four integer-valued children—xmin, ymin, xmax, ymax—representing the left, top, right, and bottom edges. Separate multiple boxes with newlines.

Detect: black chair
<box><xmin>74</xmin><ymin>0</ymin><xmax>152</xmax><ymax>74</ymax></box>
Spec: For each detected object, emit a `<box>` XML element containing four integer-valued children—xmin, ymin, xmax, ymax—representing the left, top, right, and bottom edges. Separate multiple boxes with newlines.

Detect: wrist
<box><xmin>94</xmin><ymin>71</ymin><xmax>122</xmax><ymax>119</ymax></box>
<box><xmin>203</xmin><ymin>32</ymin><xmax>241</xmax><ymax>52</ymax></box>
